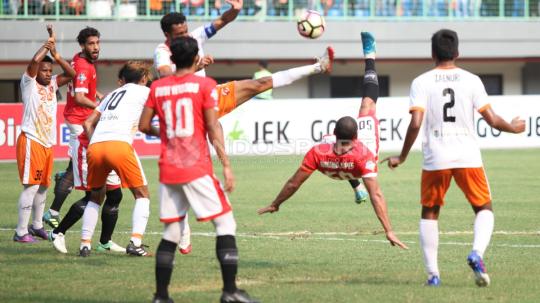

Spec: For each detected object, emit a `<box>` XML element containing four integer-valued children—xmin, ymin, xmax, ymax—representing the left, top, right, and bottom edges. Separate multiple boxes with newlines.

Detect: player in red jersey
<box><xmin>258</xmin><ymin>32</ymin><xmax>407</xmax><ymax>251</ymax></box>
<box><xmin>139</xmin><ymin>37</ymin><xmax>258</xmax><ymax>303</ymax></box>
<box><xmin>47</xmin><ymin>27</ymin><xmax>125</xmax><ymax>255</ymax></box>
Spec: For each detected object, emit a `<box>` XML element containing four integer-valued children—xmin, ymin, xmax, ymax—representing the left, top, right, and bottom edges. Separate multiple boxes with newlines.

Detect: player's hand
<box><xmin>510</xmin><ymin>116</ymin><xmax>526</xmax><ymax>134</ymax></box>
<box><xmin>257</xmin><ymin>204</ymin><xmax>279</xmax><ymax>215</ymax></box>
<box><xmin>198</xmin><ymin>55</ymin><xmax>214</xmax><ymax>69</ymax></box>
<box><xmin>380</xmin><ymin>155</ymin><xmax>403</xmax><ymax>170</ymax></box>
<box><xmin>223</xmin><ymin>165</ymin><xmax>235</xmax><ymax>193</ymax></box>
<box><xmin>225</xmin><ymin>0</ymin><xmax>243</xmax><ymax>10</ymax></box>
<box><xmin>385</xmin><ymin>231</ymin><xmax>408</xmax><ymax>250</ymax></box>
<box><xmin>46</xmin><ymin>24</ymin><xmax>55</xmax><ymax>43</ymax></box>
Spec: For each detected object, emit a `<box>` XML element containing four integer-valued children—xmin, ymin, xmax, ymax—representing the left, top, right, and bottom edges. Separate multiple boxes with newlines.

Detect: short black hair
<box><xmin>170</xmin><ymin>37</ymin><xmax>199</xmax><ymax>69</ymax></box>
<box><xmin>432</xmin><ymin>29</ymin><xmax>459</xmax><ymax>62</ymax></box>
<box><xmin>258</xmin><ymin>60</ymin><xmax>268</xmax><ymax>69</ymax></box>
<box><xmin>160</xmin><ymin>13</ymin><xmax>186</xmax><ymax>34</ymax></box>
<box><xmin>334</xmin><ymin>116</ymin><xmax>358</xmax><ymax>141</ymax></box>
<box><xmin>118</xmin><ymin>61</ymin><xmax>151</xmax><ymax>84</ymax></box>
<box><xmin>77</xmin><ymin>27</ymin><xmax>100</xmax><ymax>45</ymax></box>
<box><xmin>42</xmin><ymin>55</ymin><xmax>53</xmax><ymax>64</ymax></box>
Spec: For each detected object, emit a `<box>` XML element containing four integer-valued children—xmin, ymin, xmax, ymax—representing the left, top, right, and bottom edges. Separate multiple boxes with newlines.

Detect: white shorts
<box><xmin>357</xmin><ymin>114</ymin><xmax>379</xmax><ymax>159</ymax></box>
<box><xmin>72</xmin><ymin>137</ymin><xmax>121</xmax><ymax>191</ymax></box>
<box><xmin>159</xmin><ymin>174</ymin><xmax>232</xmax><ymax>223</ymax></box>
<box><xmin>66</xmin><ymin>122</ymin><xmax>83</xmax><ymax>159</ymax></box>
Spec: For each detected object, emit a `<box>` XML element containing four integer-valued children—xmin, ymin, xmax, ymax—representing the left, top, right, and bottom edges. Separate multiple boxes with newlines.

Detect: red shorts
<box><xmin>421</xmin><ymin>167</ymin><xmax>492</xmax><ymax>208</ymax></box>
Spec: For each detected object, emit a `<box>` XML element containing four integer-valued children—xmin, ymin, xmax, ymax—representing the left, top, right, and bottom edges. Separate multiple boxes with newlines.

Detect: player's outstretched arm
<box><xmin>258</xmin><ymin>168</ymin><xmax>311</xmax><ymax>215</ymax></box>
<box><xmin>83</xmin><ymin>110</ymin><xmax>101</xmax><ymax>140</ymax></box>
<box><xmin>381</xmin><ymin>110</ymin><xmax>423</xmax><ymax>169</ymax></box>
<box><xmin>212</xmin><ymin>0</ymin><xmax>243</xmax><ymax>31</ymax></box>
<box><xmin>26</xmin><ymin>40</ymin><xmax>53</xmax><ymax>78</ymax></box>
<box><xmin>362</xmin><ymin>177</ymin><xmax>408</xmax><ymax>249</ymax></box>
<box><xmin>480</xmin><ymin>107</ymin><xmax>525</xmax><ymax>134</ymax></box>
<box><xmin>205</xmin><ymin>108</ymin><xmax>235</xmax><ymax>192</ymax></box>
<box><xmin>46</xmin><ymin>25</ymin><xmax>76</xmax><ymax>87</ymax></box>
<box><xmin>138</xmin><ymin>106</ymin><xmax>160</xmax><ymax>137</ymax></box>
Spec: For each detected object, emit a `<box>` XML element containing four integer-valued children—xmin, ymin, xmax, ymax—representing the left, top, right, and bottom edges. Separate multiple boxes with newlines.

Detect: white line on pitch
<box><xmin>2</xmin><ymin>228</ymin><xmax>539</xmax><ymax>248</ymax></box>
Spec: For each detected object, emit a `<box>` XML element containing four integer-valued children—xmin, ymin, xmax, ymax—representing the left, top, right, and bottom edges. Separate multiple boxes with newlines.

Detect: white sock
<box><xmin>49</xmin><ymin>209</ymin><xmax>59</xmax><ymax>216</ymax></box>
<box><xmin>16</xmin><ymin>185</ymin><xmax>39</xmax><ymax>236</ymax></box>
<box><xmin>32</xmin><ymin>185</ymin><xmax>47</xmax><ymax>229</ymax></box>
<box><xmin>271</xmin><ymin>64</ymin><xmax>319</xmax><ymax>88</ymax></box>
<box><xmin>179</xmin><ymin>213</ymin><xmax>192</xmax><ymax>249</ymax></box>
<box><xmin>355</xmin><ymin>182</ymin><xmax>366</xmax><ymax>192</ymax></box>
<box><xmin>419</xmin><ymin>219</ymin><xmax>440</xmax><ymax>278</ymax></box>
<box><xmin>131</xmin><ymin>198</ymin><xmax>150</xmax><ymax>247</ymax></box>
<box><xmin>472</xmin><ymin>210</ymin><xmax>494</xmax><ymax>258</ymax></box>
<box><xmin>80</xmin><ymin>201</ymin><xmax>100</xmax><ymax>249</ymax></box>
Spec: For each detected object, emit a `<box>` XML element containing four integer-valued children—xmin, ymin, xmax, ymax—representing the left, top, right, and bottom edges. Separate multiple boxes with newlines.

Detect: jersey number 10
<box><xmin>162</xmin><ymin>99</ymin><xmax>194</xmax><ymax>139</ymax></box>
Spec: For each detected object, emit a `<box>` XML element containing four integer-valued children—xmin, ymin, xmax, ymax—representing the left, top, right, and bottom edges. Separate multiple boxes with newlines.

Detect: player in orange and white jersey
<box><xmin>76</xmin><ymin>61</ymin><xmax>153</xmax><ymax>257</ymax></box>
<box><xmin>382</xmin><ymin>29</ymin><xmax>526</xmax><ymax>287</ymax></box>
<box><xmin>14</xmin><ymin>25</ymin><xmax>75</xmax><ymax>243</ymax></box>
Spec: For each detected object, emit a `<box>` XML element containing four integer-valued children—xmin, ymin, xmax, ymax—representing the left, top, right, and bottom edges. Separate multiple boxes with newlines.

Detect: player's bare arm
<box><xmin>258</xmin><ymin>168</ymin><xmax>311</xmax><ymax>215</ymax></box>
<box><xmin>82</xmin><ymin>110</ymin><xmax>101</xmax><ymax>140</ymax></box>
<box><xmin>27</xmin><ymin>41</ymin><xmax>52</xmax><ymax>78</ymax></box>
<box><xmin>138</xmin><ymin>106</ymin><xmax>160</xmax><ymax>137</ymax></box>
<box><xmin>480</xmin><ymin>107</ymin><xmax>525</xmax><ymax>134</ymax></box>
<box><xmin>205</xmin><ymin>107</ymin><xmax>235</xmax><ymax>192</ymax></box>
<box><xmin>362</xmin><ymin>177</ymin><xmax>408</xmax><ymax>249</ymax></box>
<box><xmin>74</xmin><ymin>91</ymin><xmax>98</xmax><ymax>109</ymax></box>
<box><xmin>212</xmin><ymin>0</ymin><xmax>243</xmax><ymax>31</ymax></box>
<box><xmin>46</xmin><ymin>26</ymin><xmax>76</xmax><ymax>87</ymax></box>
<box><xmin>381</xmin><ymin>110</ymin><xmax>424</xmax><ymax>169</ymax></box>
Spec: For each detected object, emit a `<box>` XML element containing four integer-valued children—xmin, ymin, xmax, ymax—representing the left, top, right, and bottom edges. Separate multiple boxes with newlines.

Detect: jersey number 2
<box><xmin>163</xmin><ymin>98</ymin><xmax>194</xmax><ymax>139</ymax></box>
<box><xmin>442</xmin><ymin>88</ymin><xmax>456</xmax><ymax>122</ymax></box>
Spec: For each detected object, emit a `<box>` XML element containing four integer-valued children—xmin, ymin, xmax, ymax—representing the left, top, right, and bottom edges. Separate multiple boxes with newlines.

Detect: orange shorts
<box><xmin>87</xmin><ymin>141</ymin><xmax>147</xmax><ymax>189</ymax></box>
<box><xmin>217</xmin><ymin>81</ymin><xmax>237</xmax><ymax>118</ymax></box>
<box><xmin>421</xmin><ymin>167</ymin><xmax>492</xmax><ymax>208</ymax></box>
<box><xmin>16</xmin><ymin>132</ymin><xmax>53</xmax><ymax>186</ymax></box>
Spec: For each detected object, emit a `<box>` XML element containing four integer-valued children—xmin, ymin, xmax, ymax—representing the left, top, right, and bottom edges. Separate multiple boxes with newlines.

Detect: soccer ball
<box><xmin>297</xmin><ymin>10</ymin><xmax>326</xmax><ymax>39</ymax></box>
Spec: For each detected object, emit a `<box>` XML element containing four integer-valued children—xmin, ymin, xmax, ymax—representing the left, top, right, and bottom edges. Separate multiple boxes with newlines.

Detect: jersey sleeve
<box><xmin>74</xmin><ymin>65</ymin><xmax>90</xmax><ymax>94</ymax></box>
<box><xmin>202</xmin><ymin>79</ymin><xmax>218</xmax><ymax>110</ymax></box>
<box><xmin>190</xmin><ymin>24</ymin><xmax>217</xmax><ymax>44</ymax></box>
<box><xmin>472</xmin><ymin>76</ymin><xmax>490</xmax><ymax>113</ymax></box>
<box><xmin>409</xmin><ymin>77</ymin><xmax>426</xmax><ymax>112</ymax></box>
<box><xmin>145</xmin><ymin>84</ymin><xmax>157</xmax><ymax>109</ymax></box>
<box><xmin>359</xmin><ymin>155</ymin><xmax>378</xmax><ymax>178</ymax></box>
<box><xmin>154</xmin><ymin>45</ymin><xmax>171</xmax><ymax>69</ymax></box>
<box><xmin>51</xmin><ymin>75</ymin><xmax>58</xmax><ymax>92</ymax></box>
<box><xmin>96</xmin><ymin>93</ymin><xmax>109</xmax><ymax>113</ymax></box>
<box><xmin>300</xmin><ymin>147</ymin><xmax>318</xmax><ymax>173</ymax></box>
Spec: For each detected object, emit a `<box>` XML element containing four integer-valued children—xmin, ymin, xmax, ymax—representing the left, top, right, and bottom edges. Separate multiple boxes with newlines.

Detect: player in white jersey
<box><xmin>154</xmin><ymin>1</ymin><xmax>243</xmax><ymax>78</ymax></box>
<box><xmin>75</xmin><ymin>61</ymin><xmax>153</xmax><ymax>257</ymax></box>
<box><xmin>14</xmin><ymin>25</ymin><xmax>75</xmax><ymax>243</ymax></box>
<box><xmin>382</xmin><ymin>29</ymin><xmax>525</xmax><ymax>287</ymax></box>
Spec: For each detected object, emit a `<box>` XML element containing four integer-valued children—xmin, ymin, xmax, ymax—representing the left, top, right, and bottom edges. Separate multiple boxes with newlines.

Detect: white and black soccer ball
<box><xmin>297</xmin><ymin>10</ymin><xmax>326</xmax><ymax>39</ymax></box>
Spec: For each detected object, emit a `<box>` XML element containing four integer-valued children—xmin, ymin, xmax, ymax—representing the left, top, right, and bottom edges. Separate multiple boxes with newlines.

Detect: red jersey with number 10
<box><xmin>301</xmin><ymin>140</ymin><xmax>378</xmax><ymax>180</ymax></box>
<box><xmin>145</xmin><ymin>74</ymin><xmax>218</xmax><ymax>184</ymax></box>
<box><xmin>64</xmin><ymin>53</ymin><xmax>98</xmax><ymax>124</ymax></box>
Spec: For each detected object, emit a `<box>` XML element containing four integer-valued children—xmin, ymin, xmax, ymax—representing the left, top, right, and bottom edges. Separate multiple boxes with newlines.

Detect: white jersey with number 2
<box><xmin>409</xmin><ymin>67</ymin><xmax>491</xmax><ymax>171</ymax></box>
<box><xmin>90</xmin><ymin>83</ymin><xmax>150</xmax><ymax>145</ymax></box>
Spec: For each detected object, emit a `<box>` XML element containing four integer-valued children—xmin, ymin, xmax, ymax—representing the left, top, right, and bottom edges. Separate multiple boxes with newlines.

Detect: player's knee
<box><xmin>162</xmin><ymin>221</ymin><xmax>182</xmax><ymax>244</ymax></box>
<box><xmin>156</xmin><ymin>239</ymin><xmax>177</xmax><ymax>269</ymax></box>
<box><xmin>216</xmin><ymin>235</ymin><xmax>238</xmax><ymax>265</ymax></box>
<box><xmin>131</xmin><ymin>186</ymin><xmax>149</xmax><ymax>199</ymax></box>
<box><xmin>104</xmin><ymin>188</ymin><xmax>122</xmax><ymax>208</ymax></box>
<box><xmin>72</xmin><ymin>198</ymin><xmax>89</xmax><ymax>216</ymax></box>
<box><xmin>54</xmin><ymin>170</ymin><xmax>74</xmax><ymax>195</ymax></box>
<box><xmin>213</xmin><ymin>212</ymin><xmax>237</xmax><ymax>236</ymax></box>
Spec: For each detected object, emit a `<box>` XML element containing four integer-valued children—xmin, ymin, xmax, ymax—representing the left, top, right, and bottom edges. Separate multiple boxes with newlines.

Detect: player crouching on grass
<box><xmin>258</xmin><ymin>32</ymin><xmax>408</xmax><ymax>251</ymax></box>
<box><xmin>74</xmin><ymin>61</ymin><xmax>154</xmax><ymax>257</ymax></box>
<box><xmin>14</xmin><ymin>25</ymin><xmax>75</xmax><ymax>243</ymax></box>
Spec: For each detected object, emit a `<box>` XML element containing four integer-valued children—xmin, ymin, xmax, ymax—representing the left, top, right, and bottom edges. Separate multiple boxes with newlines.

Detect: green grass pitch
<box><xmin>1</xmin><ymin>150</ymin><xmax>539</xmax><ymax>303</ymax></box>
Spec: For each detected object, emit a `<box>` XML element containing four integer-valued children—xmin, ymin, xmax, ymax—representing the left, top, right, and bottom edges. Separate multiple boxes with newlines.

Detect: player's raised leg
<box><xmin>229</xmin><ymin>46</ymin><xmax>334</xmax><ymax>111</ymax></box>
